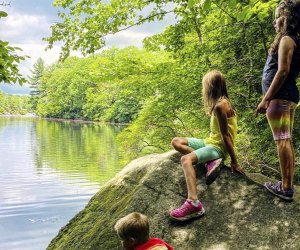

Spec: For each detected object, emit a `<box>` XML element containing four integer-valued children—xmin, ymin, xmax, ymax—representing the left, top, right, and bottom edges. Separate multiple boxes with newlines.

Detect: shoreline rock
<box><xmin>47</xmin><ymin>150</ymin><xmax>300</xmax><ymax>250</ymax></box>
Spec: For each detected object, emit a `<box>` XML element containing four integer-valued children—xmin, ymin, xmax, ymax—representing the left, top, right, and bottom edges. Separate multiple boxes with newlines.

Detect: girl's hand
<box><xmin>231</xmin><ymin>162</ymin><xmax>245</xmax><ymax>175</ymax></box>
<box><xmin>255</xmin><ymin>99</ymin><xmax>269</xmax><ymax>116</ymax></box>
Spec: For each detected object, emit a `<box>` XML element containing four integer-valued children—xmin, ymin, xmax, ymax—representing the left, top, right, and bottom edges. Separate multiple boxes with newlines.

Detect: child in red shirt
<box><xmin>114</xmin><ymin>212</ymin><xmax>173</xmax><ymax>250</ymax></box>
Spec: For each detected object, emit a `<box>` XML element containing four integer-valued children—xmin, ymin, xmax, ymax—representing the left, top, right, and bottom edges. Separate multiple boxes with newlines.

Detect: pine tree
<box><xmin>28</xmin><ymin>58</ymin><xmax>46</xmax><ymax>111</ymax></box>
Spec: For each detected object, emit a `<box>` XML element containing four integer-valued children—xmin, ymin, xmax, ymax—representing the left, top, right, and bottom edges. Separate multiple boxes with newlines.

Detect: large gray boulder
<box><xmin>47</xmin><ymin>150</ymin><xmax>300</xmax><ymax>250</ymax></box>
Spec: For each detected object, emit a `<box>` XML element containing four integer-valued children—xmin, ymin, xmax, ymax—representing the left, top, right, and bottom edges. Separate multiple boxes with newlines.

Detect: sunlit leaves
<box><xmin>228</xmin><ymin>0</ymin><xmax>236</xmax><ymax>9</ymax></box>
<box><xmin>0</xmin><ymin>12</ymin><xmax>27</xmax><ymax>85</ymax></box>
<box><xmin>45</xmin><ymin>0</ymin><xmax>279</xmax><ymax>60</ymax></box>
<box><xmin>188</xmin><ymin>0</ymin><xmax>196</xmax><ymax>8</ymax></box>
<box><xmin>201</xmin><ymin>0</ymin><xmax>211</xmax><ymax>11</ymax></box>
<box><xmin>235</xmin><ymin>0</ymin><xmax>278</xmax><ymax>22</ymax></box>
<box><xmin>0</xmin><ymin>40</ymin><xmax>27</xmax><ymax>85</ymax></box>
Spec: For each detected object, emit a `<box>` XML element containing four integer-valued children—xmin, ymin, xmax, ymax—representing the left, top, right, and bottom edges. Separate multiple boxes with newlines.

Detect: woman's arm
<box><xmin>214</xmin><ymin>102</ymin><xmax>244</xmax><ymax>174</ymax></box>
<box><xmin>256</xmin><ymin>36</ymin><xmax>296</xmax><ymax>114</ymax></box>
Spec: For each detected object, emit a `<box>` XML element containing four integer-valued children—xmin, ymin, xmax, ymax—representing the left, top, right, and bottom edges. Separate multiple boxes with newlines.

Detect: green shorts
<box><xmin>188</xmin><ymin>138</ymin><xmax>224</xmax><ymax>163</ymax></box>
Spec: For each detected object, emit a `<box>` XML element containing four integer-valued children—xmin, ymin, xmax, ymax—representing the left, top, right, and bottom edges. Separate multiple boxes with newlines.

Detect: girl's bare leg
<box><xmin>171</xmin><ymin>137</ymin><xmax>194</xmax><ymax>155</ymax></box>
<box><xmin>180</xmin><ymin>152</ymin><xmax>199</xmax><ymax>200</ymax></box>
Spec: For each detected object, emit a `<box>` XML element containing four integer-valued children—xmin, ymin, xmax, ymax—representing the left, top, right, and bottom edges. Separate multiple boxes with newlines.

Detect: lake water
<box><xmin>0</xmin><ymin>117</ymin><xmax>124</xmax><ymax>250</ymax></box>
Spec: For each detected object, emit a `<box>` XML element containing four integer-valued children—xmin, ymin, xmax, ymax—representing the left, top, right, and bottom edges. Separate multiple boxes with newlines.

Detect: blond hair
<box><xmin>202</xmin><ymin>70</ymin><xmax>230</xmax><ymax>115</ymax></box>
<box><xmin>114</xmin><ymin>212</ymin><xmax>149</xmax><ymax>244</ymax></box>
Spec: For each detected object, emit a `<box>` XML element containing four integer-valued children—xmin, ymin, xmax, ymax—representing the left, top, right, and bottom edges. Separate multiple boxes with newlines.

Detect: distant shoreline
<box><xmin>0</xmin><ymin>114</ymin><xmax>129</xmax><ymax>126</ymax></box>
<box><xmin>0</xmin><ymin>113</ymin><xmax>38</xmax><ymax>117</ymax></box>
<box><xmin>43</xmin><ymin>117</ymin><xmax>129</xmax><ymax>126</ymax></box>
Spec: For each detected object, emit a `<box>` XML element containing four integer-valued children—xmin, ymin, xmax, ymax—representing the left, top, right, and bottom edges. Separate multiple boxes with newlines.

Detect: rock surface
<box><xmin>47</xmin><ymin>150</ymin><xmax>300</xmax><ymax>250</ymax></box>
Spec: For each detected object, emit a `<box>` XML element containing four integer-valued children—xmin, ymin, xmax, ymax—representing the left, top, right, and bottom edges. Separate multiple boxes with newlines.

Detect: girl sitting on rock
<box><xmin>170</xmin><ymin>70</ymin><xmax>244</xmax><ymax>221</ymax></box>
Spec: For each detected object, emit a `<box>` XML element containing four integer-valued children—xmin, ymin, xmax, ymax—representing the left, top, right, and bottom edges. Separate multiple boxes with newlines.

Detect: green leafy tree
<box><xmin>45</xmin><ymin>0</ymin><xmax>278</xmax><ymax>59</ymax></box>
<box><xmin>37</xmin><ymin>57</ymin><xmax>94</xmax><ymax>119</ymax></box>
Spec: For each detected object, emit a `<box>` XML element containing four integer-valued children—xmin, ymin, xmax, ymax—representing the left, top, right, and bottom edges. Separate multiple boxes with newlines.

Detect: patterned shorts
<box><xmin>266</xmin><ymin>99</ymin><xmax>297</xmax><ymax>141</ymax></box>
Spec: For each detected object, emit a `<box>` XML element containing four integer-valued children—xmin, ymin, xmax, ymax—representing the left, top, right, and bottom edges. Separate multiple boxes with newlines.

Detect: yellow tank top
<box><xmin>204</xmin><ymin>113</ymin><xmax>237</xmax><ymax>158</ymax></box>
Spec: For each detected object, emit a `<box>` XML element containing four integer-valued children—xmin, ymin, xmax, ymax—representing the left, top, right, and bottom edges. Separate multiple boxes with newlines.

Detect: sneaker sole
<box><xmin>206</xmin><ymin>161</ymin><xmax>223</xmax><ymax>185</ymax></box>
<box><xmin>170</xmin><ymin>208</ymin><xmax>205</xmax><ymax>221</ymax></box>
<box><xmin>264</xmin><ymin>184</ymin><xmax>293</xmax><ymax>201</ymax></box>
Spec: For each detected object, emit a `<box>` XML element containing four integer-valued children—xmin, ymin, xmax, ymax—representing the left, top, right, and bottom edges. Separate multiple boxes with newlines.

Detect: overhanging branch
<box><xmin>109</xmin><ymin>10</ymin><xmax>175</xmax><ymax>35</ymax></box>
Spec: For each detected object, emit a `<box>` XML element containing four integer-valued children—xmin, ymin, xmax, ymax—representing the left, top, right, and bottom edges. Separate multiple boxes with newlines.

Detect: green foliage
<box><xmin>0</xmin><ymin>40</ymin><xmax>27</xmax><ymax>84</ymax></box>
<box><xmin>45</xmin><ymin>0</ymin><xmax>279</xmax><ymax>59</ymax></box>
<box><xmin>36</xmin><ymin>57</ymin><xmax>96</xmax><ymax>119</ymax></box>
<box><xmin>37</xmin><ymin>47</ymin><xmax>170</xmax><ymax>123</ymax></box>
<box><xmin>0</xmin><ymin>11</ymin><xmax>27</xmax><ymax>85</ymax></box>
<box><xmin>0</xmin><ymin>90</ymin><xmax>30</xmax><ymax>114</ymax></box>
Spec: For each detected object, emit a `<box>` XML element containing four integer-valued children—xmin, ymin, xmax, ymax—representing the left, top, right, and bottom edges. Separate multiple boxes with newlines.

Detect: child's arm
<box><xmin>214</xmin><ymin>101</ymin><xmax>244</xmax><ymax>174</ymax></box>
<box><xmin>256</xmin><ymin>36</ymin><xmax>296</xmax><ymax>115</ymax></box>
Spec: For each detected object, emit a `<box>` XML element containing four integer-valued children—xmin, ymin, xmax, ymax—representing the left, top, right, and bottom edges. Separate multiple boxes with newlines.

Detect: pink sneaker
<box><xmin>205</xmin><ymin>158</ymin><xmax>223</xmax><ymax>185</ymax></box>
<box><xmin>170</xmin><ymin>200</ymin><xmax>205</xmax><ymax>221</ymax></box>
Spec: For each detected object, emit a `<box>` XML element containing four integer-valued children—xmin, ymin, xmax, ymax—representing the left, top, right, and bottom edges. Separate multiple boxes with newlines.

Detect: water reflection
<box><xmin>0</xmin><ymin>117</ymin><xmax>124</xmax><ymax>250</ymax></box>
<box><xmin>33</xmin><ymin>119</ymin><xmax>123</xmax><ymax>183</ymax></box>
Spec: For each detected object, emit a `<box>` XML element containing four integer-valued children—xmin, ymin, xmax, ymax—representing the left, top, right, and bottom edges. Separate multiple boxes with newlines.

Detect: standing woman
<box><xmin>256</xmin><ymin>0</ymin><xmax>300</xmax><ymax>201</ymax></box>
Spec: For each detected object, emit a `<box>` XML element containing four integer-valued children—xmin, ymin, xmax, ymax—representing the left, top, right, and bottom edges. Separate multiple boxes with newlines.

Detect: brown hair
<box><xmin>270</xmin><ymin>0</ymin><xmax>300</xmax><ymax>54</ymax></box>
<box><xmin>202</xmin><ymin>70</ymin><xmax>230</xmax><ymax>115</ymax></box>
<box><xmin>114</xmin><ymin>212</ymin><xmax>149</xmax><ymax>244</ymax></box>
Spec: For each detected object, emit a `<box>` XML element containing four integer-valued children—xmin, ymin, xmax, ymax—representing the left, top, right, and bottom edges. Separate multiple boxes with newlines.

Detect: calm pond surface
<box><xmin>0</xmin><ymin>117</ymin><xmax>125</xmax><ymax>250</ymax></box>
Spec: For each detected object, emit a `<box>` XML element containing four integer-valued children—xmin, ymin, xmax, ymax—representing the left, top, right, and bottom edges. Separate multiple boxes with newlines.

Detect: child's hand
<box><xmin>255</xmin><ymin>99</ymin><xmax>269</xmax><ymax>116</ymax></box>
<box><xmin>231</xmin><ymin>162</ymin><xmax>245</xmax><ymax>175</ymax></box>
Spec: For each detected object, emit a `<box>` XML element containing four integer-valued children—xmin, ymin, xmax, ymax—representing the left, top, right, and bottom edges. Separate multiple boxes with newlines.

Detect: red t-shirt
<box><xmin>134</xmin><ymin>238</ymin><xmax>174</xmax><ymax>250</ymax></box>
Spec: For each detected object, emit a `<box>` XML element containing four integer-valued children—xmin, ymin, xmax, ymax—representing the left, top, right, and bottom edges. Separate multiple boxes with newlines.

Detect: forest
<box><xmin>2</xmin><ymin>0</ymin><xmax>300</xmax><ymax>182</ymax></box>
<box><xmin>0</xmin><ymin>90</ymin><xmax>30</xmax><ymax>114</ymax></box>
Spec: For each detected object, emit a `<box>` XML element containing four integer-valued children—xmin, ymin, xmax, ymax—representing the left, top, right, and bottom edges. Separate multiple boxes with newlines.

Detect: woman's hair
<box><xmin>114</xmin><ymin>212</ymin><xmax>149</xmax><ymax>244</ymax></box>
<box><xmin>202</xmin><ymin>70</ymin><xmax>230</xmax><ymax>115</ymax></box>
<box><xmin>270</xmin><ymin>0</ymin><xmax>300</xmax><ymax>54</ymax></box>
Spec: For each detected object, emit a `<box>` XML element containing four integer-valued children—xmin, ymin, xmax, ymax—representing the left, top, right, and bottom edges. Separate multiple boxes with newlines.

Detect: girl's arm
<box><xmin>214</xmin><ymin>102</ymin><xmax>244</xmax><ymax>174</ymax></box>
<box><xmin>256</xmin><ymin>36</ymin><xmax>296</xmax><ymax>114</ymax></box>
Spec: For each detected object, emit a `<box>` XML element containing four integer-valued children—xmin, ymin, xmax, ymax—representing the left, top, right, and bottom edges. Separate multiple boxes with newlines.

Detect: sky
<box><xmin>0</xmin><ymin>0</ymin><xmax>177</xmax><ymax>94</ymax></box>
